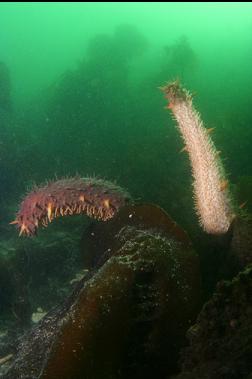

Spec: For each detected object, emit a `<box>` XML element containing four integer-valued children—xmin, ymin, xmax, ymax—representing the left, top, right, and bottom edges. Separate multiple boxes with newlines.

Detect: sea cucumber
<box><xmin>11</xmin><ymin>176</ymin><xmax>131</xmax><ymax>236</ymax></box>
<box><xmin>161</xmin><ymin>81</ymin><xmax>235</xmax><ymax>234</ymax></box>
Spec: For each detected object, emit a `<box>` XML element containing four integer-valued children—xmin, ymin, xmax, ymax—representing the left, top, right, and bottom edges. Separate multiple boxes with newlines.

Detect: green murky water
<box><xmin>1</xmin><ymin>1</ymin><xmax>252</xmax><ymax>231</ymax></box>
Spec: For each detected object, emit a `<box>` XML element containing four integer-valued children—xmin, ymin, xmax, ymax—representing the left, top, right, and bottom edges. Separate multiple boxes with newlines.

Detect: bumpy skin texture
<box><xmin>176</xmin><ymin>266</ymin><xmax>252</xmax><ymax>379</ymax></box>
<box><xmin>161</xmin><ymin>81</ymin><xmax>235</xmax><ymax>235</ymax></box>
<box><xmin>11</xmin><ymin>177</ymin><xmax>131</xmax><ymax>236</ymax></box>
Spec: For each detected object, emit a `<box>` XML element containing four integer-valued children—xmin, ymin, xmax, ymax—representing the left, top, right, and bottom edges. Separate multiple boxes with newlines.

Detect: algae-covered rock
<box><xmin>230</xmin><ymin>217</ymin><xmax>252</xmax><ymax>269</ymax></box>
<box><xmin>4</xmin><ymin>205</ymin><xmax>200</xmax><ymax>379</ymax></box>
<box><xmin>176</xmin><ymin>266</ymin><xmax>252</xmax><ymax>379</ymax></box>
<box><xmin>82</xmin><ymin>203</ymin><xmax>192</xmax><ymax>269</ymax></box>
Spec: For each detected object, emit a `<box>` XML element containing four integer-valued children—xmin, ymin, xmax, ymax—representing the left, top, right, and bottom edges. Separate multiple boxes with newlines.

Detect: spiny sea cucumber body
<box><xmin>12</xmin><ymin>177</ymin><xmax>131</xmax><ymax>236</ymax></box>
<box><xmin>161</xmin><ymin>81</ymin><xmax>234</xmax><ymax>234</ymax></box>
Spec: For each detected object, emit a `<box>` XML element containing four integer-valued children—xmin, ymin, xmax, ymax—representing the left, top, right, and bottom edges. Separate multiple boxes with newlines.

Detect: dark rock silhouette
<box><xmin>3</xmin><ymin>205</ymin><xmax>200</xmax><ymax>379</ymax></box>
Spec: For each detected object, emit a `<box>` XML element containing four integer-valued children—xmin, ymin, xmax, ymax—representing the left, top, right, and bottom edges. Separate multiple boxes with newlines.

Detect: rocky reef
<box><xmin>1</xmin><ymin>70</ymin><xmax>252</xmax><ymax>379</ymax></box>
<box><xmin>2</xmin><ymin>205</ymin><xmax>201</xmax><ymax>379</ymax></box>
<box><xmin>176</xmin><ymin>265</ymin><xmax>252</xmax><ymax>379</ymax></box>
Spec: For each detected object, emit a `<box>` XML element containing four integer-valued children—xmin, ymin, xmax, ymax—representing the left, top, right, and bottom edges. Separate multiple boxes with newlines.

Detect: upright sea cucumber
<box><xmin>11</xmin><ymin>176</ymin><xmax>131</xmax><ymax>236</ymax></box>
<box><xmin>161</xmin><ymin>81</ymin><xmax>235</xmax><ymax>234</ymax></box>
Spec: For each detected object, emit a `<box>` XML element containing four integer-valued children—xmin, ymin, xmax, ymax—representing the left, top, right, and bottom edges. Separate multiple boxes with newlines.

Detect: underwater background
<box><xmin>1</xmin><ymin>2</ymin><xmax>252</xmax><ymax>226</ymax></box>
<box><xmin>0</xmin><ymin>2</ymin><xmax>252</xmax><ymax>378</ymax></box>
